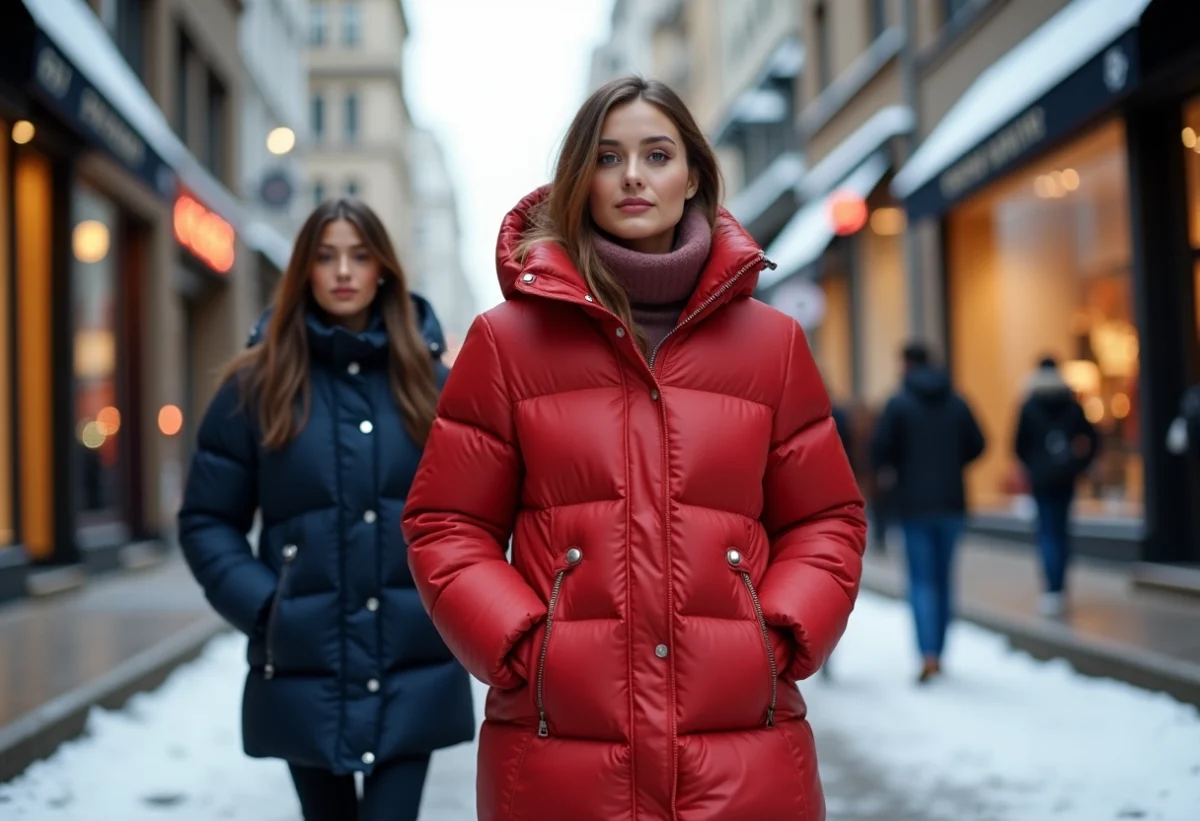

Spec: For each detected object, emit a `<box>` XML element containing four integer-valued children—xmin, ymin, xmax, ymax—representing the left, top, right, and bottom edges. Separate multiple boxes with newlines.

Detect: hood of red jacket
<box><xmin>495</xmin><ymin>185</ymin><xmax>768</xmax><ymax>307</ymax></box>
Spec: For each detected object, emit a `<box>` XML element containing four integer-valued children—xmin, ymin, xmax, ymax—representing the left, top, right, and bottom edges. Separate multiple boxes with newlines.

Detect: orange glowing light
<box><xmin>96</xmin><ymin>406</ymin><xmax>121</xmax><ymax>436</ymax></box>
<box><xmin>158</xmin><ymin>404</ymin><xmax>184</xmax><ymax>436</ymax></box>
<box><xmin>174</xmin><ymin>194</ymin><xmax>235</xmax><ymax>273</ymax></box>
<box><xmin>828</xmin><ymin>190</ymin><xmax>868</xmax><ymax>236</ymax></box>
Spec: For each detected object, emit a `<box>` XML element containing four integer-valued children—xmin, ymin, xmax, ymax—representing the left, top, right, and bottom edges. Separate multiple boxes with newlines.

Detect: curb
<box><xmin>860</xmin><ymin>570</ymin><xmax>1200</xmax><ymax>710</ymax></box>
<box><xmin>0</xmin><ymin>616</ymin><xmax>229</xmax><ymax>783</ymax></box>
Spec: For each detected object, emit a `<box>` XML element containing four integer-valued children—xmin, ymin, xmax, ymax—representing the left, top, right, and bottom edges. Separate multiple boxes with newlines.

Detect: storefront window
<box><xmin>0</xmin><ymin>121</ymin><xmax>11</xmax><ymax>546</ymax></box>
<box><xmin>72</xmin><ymin>184</ymin><xmax>123</xmax><ymax>524</ymax></box>
<box><xmin>948</xmin><ymin>120</ymin><xmax>1140</xmax><ymax>520</ymax></box>
<box><xmin>809</xmin><ymin>268</ymin><xmax>852</xmax><ymax>404</ymax></box>
<box><xmin>1183</xmin><ymin>97</ymin><xmax>1200</xmax><ymax>342</ymax></box>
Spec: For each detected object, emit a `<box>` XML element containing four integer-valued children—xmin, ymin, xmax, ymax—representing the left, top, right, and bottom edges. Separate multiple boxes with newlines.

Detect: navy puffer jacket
<box><xmin>178</xmin><ymin>295</ymin><xmax>475</xmax><ymax>774</ymax></box>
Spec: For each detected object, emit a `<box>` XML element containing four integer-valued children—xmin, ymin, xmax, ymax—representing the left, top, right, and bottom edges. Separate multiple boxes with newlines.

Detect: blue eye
<box><xmin>598</xmin><ymin>153</ymin><xmax>620</xmax><ymax>166</ymax></box>
<box><xmin>648</xmin><ymin>150</ymin><xmax>669</xmax><ymax>162</ymax></box>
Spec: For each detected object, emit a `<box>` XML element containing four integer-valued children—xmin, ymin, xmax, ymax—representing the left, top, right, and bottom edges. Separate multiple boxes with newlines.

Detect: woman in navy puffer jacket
<box><xmin>178</xmin><ymin>198</ymin><xmax>474</xmax><ymax>821</ymax></box>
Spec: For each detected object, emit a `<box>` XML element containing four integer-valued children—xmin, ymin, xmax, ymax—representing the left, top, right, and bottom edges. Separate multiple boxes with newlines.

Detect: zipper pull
<box><xmin>765</xmin><ymin>707</ymin><xmax>775</xmax><ymax>728</ymax></box>
<box><xmin>537</xmin><ymin>716</ymin><xmax>549</xmax><ymax>738</ymax></box>
<box><xmin>264</xmin><ymin>664</ymin><xmax>275</xmax><ymax>680</ymax></box>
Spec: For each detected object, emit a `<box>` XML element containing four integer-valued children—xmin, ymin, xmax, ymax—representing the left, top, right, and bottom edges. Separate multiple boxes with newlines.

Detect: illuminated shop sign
<box><xmin>174</xmin><ymin>194</ymin><xmax>236</xmax><ymax>274</ymax></box>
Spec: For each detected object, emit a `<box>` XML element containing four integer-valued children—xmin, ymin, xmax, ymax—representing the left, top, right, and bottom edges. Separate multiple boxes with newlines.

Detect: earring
<box><xmin>378</xmin><ymin>277</ymin><xmax>385</xmax><ymax>286</ymax></box>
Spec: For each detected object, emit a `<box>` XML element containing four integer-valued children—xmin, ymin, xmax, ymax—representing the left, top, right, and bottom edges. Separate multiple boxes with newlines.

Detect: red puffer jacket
<box><xmin>403</xmin><ymin>187</ymin><xmax>866</xmax><ymax>821</ymax></box>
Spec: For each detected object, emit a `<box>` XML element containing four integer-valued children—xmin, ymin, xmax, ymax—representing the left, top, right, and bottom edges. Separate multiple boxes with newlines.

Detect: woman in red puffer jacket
<box><xmin>402</xmin><ymin>77</ymin><xmax>866</xmax><ymax>821</ymax></box>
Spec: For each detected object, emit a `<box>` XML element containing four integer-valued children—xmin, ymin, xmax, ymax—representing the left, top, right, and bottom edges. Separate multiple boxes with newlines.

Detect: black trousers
<box><xmin>288</xmin><ymin>754</ymin><xmax>431</xmax><ymax>821</ymax></box>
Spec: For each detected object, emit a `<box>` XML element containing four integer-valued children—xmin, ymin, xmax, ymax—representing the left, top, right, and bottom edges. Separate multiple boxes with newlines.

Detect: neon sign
<box><xmin>174</xmin><ymin>193</ymin><xmax>235</xmax><ymax>273</ymax></box>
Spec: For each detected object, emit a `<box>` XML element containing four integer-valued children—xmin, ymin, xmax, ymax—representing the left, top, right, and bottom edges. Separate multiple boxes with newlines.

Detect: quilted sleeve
<box><xmin>403</xmin><ymin>314</ymin><xmax>546</xmax><ymax>690</ymax></box>
<box><xmin>177</xmin><ymin>377</ymin><xmax>278</xmax><ymax>636</ymax></box>
<box><xmin>758</xmin><ymin>321</ymin><xmax>867</xmax><ymax>681</ymax></box>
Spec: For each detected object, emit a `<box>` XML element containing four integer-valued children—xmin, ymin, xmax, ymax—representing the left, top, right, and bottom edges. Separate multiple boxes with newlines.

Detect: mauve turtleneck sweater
<box><xmin>592</xmin><ymin>208</ymin><xmax>713</xmax><ymax>351</ymax></box>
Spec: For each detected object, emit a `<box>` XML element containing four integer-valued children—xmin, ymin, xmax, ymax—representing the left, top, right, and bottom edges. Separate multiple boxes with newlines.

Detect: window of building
<box><xmin>947</xmin><ymin>120</ymin><xmax>1139</xmax><ymax>520</ymax></box>
<box><xmin>71</xmin><ymin>184</ymin><xmax>126</xmax><ymax>526</ymax></box>
<box><xmin>869</xmin><ymin>0</ymin><xmax>888</xmax><ymax>40</ymax></box>
<box><xmin>343</xmin><ymin>2</ymin><xmax>362</xmax><ymax>47</ymax></box>
<box><xmin>814</xmin><ymin>2</ymin><xmax>832</xmax><ymax>90</ymax></box>
<box><xmin>175</xmin><ymin>31</ymin><xmax>192</xmax><ymax>141</ymax></box>
<box><xmin>943</xmin><ymin>0</ymin><xmax>973</xmax><ymax>25</ymax></box>
<box><xmin>14</xmin><ymin>146</ymin><xmax>55</xmax><ymax>559</ymax></box>
<box><xmin>310</xmin><ymin>2</ymin><xmax>327</xmax><ymax>46</ymax></box>
<box><xmin>101</xmin><ymin>0</ymin><xmax>145</xmax><ymax>79</ymax></box>
<box><xmin>0</xmin><ymin>122</ymin><xmax>11</xmax><ymax>546</ymax></box>
<box><xmin>1183</xmin><ymin>99</ymin><xmax>1200</xmax><ymax>355</ymax></box>
<box><xmin>344</xmin><ymin>92</ymin><xmax>360</xmax><ymax>144</ymax></box>
<box><xmin>311</xmin><ymin>93</ymin><xmax>325</xmax><ymax>141</ymax></box>
<box><xmin>314</xmin><ymin>180</ymin><xmax>326</xmax><ymax>207</ymax></box>
<box><xmin>205</xmin><ymin>72</ymin><xmax>227</xmax><ymax>182</ymax></box>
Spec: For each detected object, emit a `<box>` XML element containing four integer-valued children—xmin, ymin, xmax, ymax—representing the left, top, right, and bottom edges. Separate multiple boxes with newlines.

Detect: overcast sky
<box><xmin>404</xmin><ymin>0</ymin><xmax>615</xmax><ymax>311</ymax></box>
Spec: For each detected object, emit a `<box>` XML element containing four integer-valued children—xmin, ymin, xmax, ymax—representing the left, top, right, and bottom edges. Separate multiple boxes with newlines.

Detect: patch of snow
<box><xmin>804</xmin><ymin>591</ymin><xmax>1200</xmax><ymax>820</ymax></box>
<box><xmin>0</xmin><ymin>633</ymin><xmax>479</xmax><ymax>820</ymax></box>
<box><xmin>3</xmin><ymin>590</ymin><xmax>1197</xmax><ymax>819</ymax></box>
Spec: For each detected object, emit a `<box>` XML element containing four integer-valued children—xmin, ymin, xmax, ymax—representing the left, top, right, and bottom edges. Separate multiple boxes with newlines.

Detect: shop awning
<box><xmin>796</xmin><ymin>105</ymin><xmax>912</xmax><ymax>200</ymax></box>
<box><xmin>726</xmin><ymin>152</ymin><xmax>805</xmax><ymax>229</ymax></box>
<box><xmin>759</xmin><ymin>151</ymin><xmax>890</xmax><ymax>291</ymax></box>
<box><xmin>21</xmin><ymin>0</ymin><xmax>291</xmax><ymax>271</ymax></box>
<box><xmin>892</xmin><ymin>0</ymin><xmax>1153</xmax><ymax>219</ymax></box>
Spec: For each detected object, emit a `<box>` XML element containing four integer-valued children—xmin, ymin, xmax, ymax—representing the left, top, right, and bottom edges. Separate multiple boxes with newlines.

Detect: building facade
<box><xmin>304</xmin><ymin>0</ymin><xmax>416</xmax><ymax>268</ymax></box>
<box><xmin>238</xmin><ymin>0</ymin><xmax>309</xmax><ymax>296</ymax></box>
<box><xmin>599</xmin><ymin>0</ymin><xmax>1200</xmax><ymax>580</ymax></box>
<box><xmin>0</xmin><ymin>0</ymin><xmax>289</xmax><ymax>601</ymax></box>
<box><xmin>407</xmin><ymin>128</ymin><xmax>477</xmax><ymax>347</ymax></box>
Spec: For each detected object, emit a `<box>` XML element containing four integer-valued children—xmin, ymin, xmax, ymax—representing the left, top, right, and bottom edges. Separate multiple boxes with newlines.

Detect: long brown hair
<box><xmin>224</xmin><ymin>198</ymin><xmax>438</xmax><ymax>449</ymax></box>
<box><xmin>519</xmin><ymin>77</ymin><xmax>723</xmax><ymax>352</ymax></box>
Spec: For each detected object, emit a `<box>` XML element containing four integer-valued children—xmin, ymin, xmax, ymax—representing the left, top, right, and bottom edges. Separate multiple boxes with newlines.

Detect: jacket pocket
<box><xmin>726</xmin><ymin>547</ymin><xmax>777</xmax><ymax>728</ymax></box>
<box><xmin>264</xmin><ymin>542</ymin><xmax>298</xmax><ymax>680</ymax></box>
<box><xmin>535</xmin><ymin>546</ymin><xmax>583</xmax><ymax>738</ymax></box>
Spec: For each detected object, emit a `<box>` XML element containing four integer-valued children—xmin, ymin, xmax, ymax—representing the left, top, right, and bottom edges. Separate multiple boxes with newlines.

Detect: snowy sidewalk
<box><xmin>862</xmin><ymin>536</ymin><xmax>1200</xmax><ymax>709</ymax></box>
<box><xmin>2</xmin><ymin>590</ymin><xmax>1198</xmax><ymax>820</ymax></box>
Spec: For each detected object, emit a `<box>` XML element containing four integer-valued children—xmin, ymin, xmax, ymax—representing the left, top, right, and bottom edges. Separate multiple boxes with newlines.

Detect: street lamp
<box><xmin>267</xmin><ymin>127</ymin><xmax>296</xmax><ymax>156</ymax></box>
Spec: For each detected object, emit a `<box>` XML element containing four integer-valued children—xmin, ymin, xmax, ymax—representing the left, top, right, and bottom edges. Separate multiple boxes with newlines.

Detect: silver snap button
<box><xmin>565</xmin><ymin>547</ymin><xmax>582</xmax><ymax>565</ymax></box>
<box><xmin>347</xmin><ymin>361</ymin><xmax>360</xmax><ymax>375</ymax></box>
<box><xmin>365</xmin><ymin>597</ymin><xmax>379</xmax><ymax>612</ymax></box>
<box><xmin>367</xmin><ymin>678</ymin><xmax>380</xmax><ymax>693</ymax></box>
<box><xmin>522</xmin><ymin>273</ymin><xmax>535</xmax><ymax>283</ymax></box>
<box><xmin>361</xmin><ymin>751</ymin><xmax>375</xmax><ymax>765</ymax></box>
<box><xmin>282</xmin><ymin>544</ymin><xmax>298</xmax><ymax>560</ymax></box>
<box><xmin>655</xmin><ymin>644</ymin><xmax>669</xmax><ymax>658</ymax></box>
<box><xmin>363</xmin><ymin>510</ymin><xmax>377</xmax><ymax>523</ymax></box>
<box><xmin>615</xmin><ymin>327</ymin><xmax>626</xmax><ymax>338</ymax></box>
<box><xmin>359</xmin><ymin>420</ymin><xmax>373</xmax><ymax>434</ymax></box>
<box><xmin>429</xmin><ymin>341</ymin><xmax>441</xmax><ymax>353</ymax></box>
<box><xmin>726</xmin><ymin>549</ymin><xmax>742</xmax><ymax>567</ymax></box>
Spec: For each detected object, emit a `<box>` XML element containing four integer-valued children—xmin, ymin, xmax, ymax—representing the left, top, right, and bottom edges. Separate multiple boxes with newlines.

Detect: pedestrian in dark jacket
<box><xmin>870</xmin><ymin>342</ymin><xmax>985</xmax><ymax>683</ymax></box>
<box><xmin>177</xmin><ymin>198</ymin><xmax>474</xmax><ymax>821</ymax></box>
<box><xmin>1014</xmin><ymin>356</ymin><xmax>1098</xmax><ymax>618</ymax></box>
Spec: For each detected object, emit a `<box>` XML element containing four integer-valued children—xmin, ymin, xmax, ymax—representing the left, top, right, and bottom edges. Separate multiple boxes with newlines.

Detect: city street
<box><xmin>1</xmin><ymin>590</ymin><xmax>1196</xmax><ymax>821</ymax></box>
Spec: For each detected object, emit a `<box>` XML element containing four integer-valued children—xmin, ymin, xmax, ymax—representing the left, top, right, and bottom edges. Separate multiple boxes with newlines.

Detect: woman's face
<box><xmin>588</xmin><ymin>99</ymin><xmax>698</xmax><ymax>255</ymax></box>
<box><xmin>309</xmin><ymin>218</ymin><xmax>381</xmax><ymax>331</ymax></box>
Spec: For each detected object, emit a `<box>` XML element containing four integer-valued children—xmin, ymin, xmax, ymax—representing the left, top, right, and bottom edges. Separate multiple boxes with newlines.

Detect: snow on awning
<box><xmin>892</xmin><ymin>0</ymin><xmax>1153</xmax><ymax>217</ymax></box>
<box><xmin>727</xmin><ymin>152</ymin><xmax>805</xmax><ymax>226</ymax></box>
<box><xmin>22</xmin><ymin>0</ymin><xmax>291</xmax><ymax>269</ymax></box>
<box><xmin>796</xmin><ymin>105</ymin><xmax>912</xmax><ymax>200</ymax></box>
<box><xmin>760</xmin><ymin>152</ymin><xmax>890</xmax><ymax>291</ymax></box>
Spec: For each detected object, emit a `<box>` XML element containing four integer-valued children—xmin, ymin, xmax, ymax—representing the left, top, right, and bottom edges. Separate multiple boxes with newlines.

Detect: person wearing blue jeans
<box><xmin>871</xmin><ymin>343</ymin><xmax>985</xmax><ymax>684</ymax></box>
<box><xmin>901</xmin><ymin>516</ymin><xmax>964</xmax><ymax>665</ymax></box>
<box><xmin>1015</xmin><ymin>357</ymin><xmax>1098</xmax><ymax>618</ymax></box>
